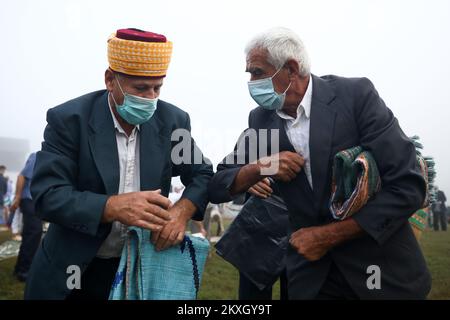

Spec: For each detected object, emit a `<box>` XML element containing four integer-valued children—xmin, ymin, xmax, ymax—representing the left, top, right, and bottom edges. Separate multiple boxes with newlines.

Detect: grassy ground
<box><xmin>418</xmin><ymin>230</ymin><xmax>450</xmax><ymax>299</ymax></box>
<box><xmin>0</xmin><ymin>228</ymin><xmax>448</xmax><ymax>300</ymax></box>
<box><xmin>0</xmin><ymin>230</ymin><xmax>25</xmax><ymax>299</ymax></box>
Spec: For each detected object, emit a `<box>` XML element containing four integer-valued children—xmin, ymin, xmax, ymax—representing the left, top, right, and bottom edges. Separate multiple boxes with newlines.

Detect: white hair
<box><xmin>245</xmin><ymin>27</ymin><xmax>311</xmax><ymax>77</ymax></box>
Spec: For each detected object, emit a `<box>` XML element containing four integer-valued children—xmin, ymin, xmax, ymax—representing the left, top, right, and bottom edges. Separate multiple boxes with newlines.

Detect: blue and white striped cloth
<box><xmin>109</xmin><ymin>226</ymin><xmax>210</xmax><ymax>300</ymax></box>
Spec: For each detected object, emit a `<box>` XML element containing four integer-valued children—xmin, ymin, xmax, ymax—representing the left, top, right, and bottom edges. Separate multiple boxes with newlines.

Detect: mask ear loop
<box><xmin>272</xmin><ymin>66</ymin><xmax>292</xmax><ymax>95</ymax></box>
<box><xmin>270</xmin><ymin>66</ymin><xmax>284</xmax><ymax>79</ymax></box>
<box><xmin>282</xmin><ymin>81</ymin><xmax>292</xmax><ymax>94</ymax></box>
<box><xmin>109</xmin><ymin>73</ymin><xmax>126</xmax><ymax>108</ymax></box>
<box><xmin>114</xmin><ymin>73</ymin><xmax>127</xmax><ymax>97</ymax></box>
<box><xmin>109</xmin><ymin>91</ymin><xmax>119</xmax><ymax>107</ymax></box>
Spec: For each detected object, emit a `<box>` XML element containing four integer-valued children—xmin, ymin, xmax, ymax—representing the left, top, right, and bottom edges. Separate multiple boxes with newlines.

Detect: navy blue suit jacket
<box><xmin>25</xmin><ymin>90</ymin><xmax>213</xmax><ymax>299</ymax></box>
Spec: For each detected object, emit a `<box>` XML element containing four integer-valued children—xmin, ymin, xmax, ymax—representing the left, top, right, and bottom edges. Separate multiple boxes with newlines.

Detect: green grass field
<box><xmin>1</xmin><ymin>229</ymin><xmax>449</xmax><ymax>300</ymax></box>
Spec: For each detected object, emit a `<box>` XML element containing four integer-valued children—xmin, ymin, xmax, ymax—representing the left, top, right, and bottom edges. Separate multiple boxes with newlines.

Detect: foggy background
<box><xmin>0</xmin><ymin>0</ymin><xmax>449</xmax><ymax>195</ymax></box>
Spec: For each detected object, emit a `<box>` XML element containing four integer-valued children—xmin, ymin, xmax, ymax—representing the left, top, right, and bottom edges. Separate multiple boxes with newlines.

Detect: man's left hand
<box><xmin>289</xmin><ymin>226</ymin><xmax>332</xmax><ymax>261</ymax></box>
<box><xmin>289</xmin><ymin>219</ymin><xmax>365</xmax><ymax>261</ymax></box>
<box><xmin>151</xmin><ymin>198</ymin><xmax>196</xmax><ymax>251</ymax></box>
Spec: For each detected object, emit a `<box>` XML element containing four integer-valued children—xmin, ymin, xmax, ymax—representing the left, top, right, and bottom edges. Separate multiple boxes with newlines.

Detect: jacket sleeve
<box><xmin>208</xmin><ymin>112</ymin><xmax>255</xmax><ymax>204</ymax></box>
<box><xmin>31</xmin><ymin>108</ymin><xmax>109</xmax><ymax>237</ymax></box>
<box><xmin>172</xmin><ymin>113</ymin><xmax>214</xmax><ymax>220</ymax></box>
<box><xmin>207</xmin><ymin>155</ymin><xmax>245</xmax><ymax>204</ymax></box>
<box><xmin>351</xmin><ymin>78</ymin><xmax>426</xmax><ymax>245</ymax></box>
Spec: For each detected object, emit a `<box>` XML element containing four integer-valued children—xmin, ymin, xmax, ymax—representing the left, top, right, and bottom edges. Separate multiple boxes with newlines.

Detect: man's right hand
<box><xmin>102</xmin><ymin>189</ymin><xmax>172</xmax><ymax>232</ymax></box>
<box><xmin>258</xmin><ymin>151</ymin><xmax>305</xmax><ymax>182</ymax></box>
<box><xmin>230</xmin><ymin>151</ymin><xmax>304</xmax><ymax>196</ymax></box>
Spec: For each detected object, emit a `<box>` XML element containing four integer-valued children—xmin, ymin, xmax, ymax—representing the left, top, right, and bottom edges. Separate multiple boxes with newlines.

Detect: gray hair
<box><xmin>245</xmin><ymin>27</ymin><xmax>311</xmax><ymax>77</ymax></box>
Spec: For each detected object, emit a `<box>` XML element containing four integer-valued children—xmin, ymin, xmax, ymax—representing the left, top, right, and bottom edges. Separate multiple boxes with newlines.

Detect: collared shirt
<box><xmin>20</xmin><ymin>152</ymin><xmax>37</xmax><ymax>200</ymax></box>
<box><xmin>96</xmin><ymin>98</ymin><xmax>141</xmax><ymax>258</ymax></box>
<box><xmin>276</xmin><ymin>75</ymin><xmax>313</xmax><ymax>189</ymax></box>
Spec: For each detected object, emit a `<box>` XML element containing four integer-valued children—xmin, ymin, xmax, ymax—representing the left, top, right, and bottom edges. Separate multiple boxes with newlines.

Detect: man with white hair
<box><xmin>209</xmin><ymin>27</ymin><xmax>431</xmax><ymax>299</ymax></box>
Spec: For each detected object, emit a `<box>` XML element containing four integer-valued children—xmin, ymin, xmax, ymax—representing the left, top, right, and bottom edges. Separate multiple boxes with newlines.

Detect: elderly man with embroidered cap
<box><xmin>25</xmin><ymin>28</ymin><xmax>213</xmax><ymax>300</ymax></box>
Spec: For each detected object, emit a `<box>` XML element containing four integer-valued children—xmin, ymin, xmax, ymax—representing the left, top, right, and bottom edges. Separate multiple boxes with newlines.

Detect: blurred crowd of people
<box><xmin>0</xmin><ymin>153</ymin><xmax>45</xmax><ymax>282</ymax></box>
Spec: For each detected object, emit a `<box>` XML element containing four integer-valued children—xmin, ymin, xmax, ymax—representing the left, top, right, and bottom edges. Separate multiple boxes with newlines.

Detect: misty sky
<box><xmin>1</xmin><ymin>0</ymin><xmax>449</xmax><ymax>195</ymax></box>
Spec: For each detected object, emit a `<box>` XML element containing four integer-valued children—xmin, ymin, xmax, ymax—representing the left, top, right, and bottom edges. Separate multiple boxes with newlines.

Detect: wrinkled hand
<box><xmin>258</xmin><ymin>151</ymin><xmax>304</xmax><ymax>182</ymax></box>
<box><xmin>151</xmin><ymin>208</ymin><xmax>188</xmax><ymax>251</ymax></box>
<box><xmin>289</xmin><ymin>226</ymin><xmax>332</xmax><ymax>261</ymax></box>
<box><xmin>103</xmin><ymin>189</ymin><xmax>172</xmax><ymax>232</ymax></box>
<box><xmin>248</xmin><ymin>178</ymin><xmax>273</xmax><ymax>198</ymax></box>
<box><xmin>150</xmin><ymin>198</ymin><xmax>197</xmax><ymax>251</ymax></box>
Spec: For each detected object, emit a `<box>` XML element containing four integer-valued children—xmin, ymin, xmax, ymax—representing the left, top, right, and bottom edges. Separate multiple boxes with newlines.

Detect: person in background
<box><xmin>4</xmin><ymin>176</ymin><xmax>21</xmax><ymax>239</ymax></box>
<box><xmin>0</xmin><ymin>165</ymin><xmax>8</xmax><ymax>230</ymax></box>
<box><xmin>10</xmin><ymin>152</ymin><xmax>43</xmax><ymax>282</ymax></box>
<box><xmin>10</xmin><ymin>208</ymin><xmax>23</xmax><ymax>241</ymax></box>
<box><xmin>432</xmin><ymin>187</ymin><xmax>447</xmax><ymax>231</ymax></box>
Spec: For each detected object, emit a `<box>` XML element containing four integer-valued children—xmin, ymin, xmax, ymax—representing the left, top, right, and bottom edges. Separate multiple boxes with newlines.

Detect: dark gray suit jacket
<box><xmin>208</xmin><ymin>75</ymin><xmax>431</xmax><ymax>299</ymax></box>
<box><xmin>25</xmin><ymin>90</ymin><xmax>213</xmax><ymax>299</ymax></box>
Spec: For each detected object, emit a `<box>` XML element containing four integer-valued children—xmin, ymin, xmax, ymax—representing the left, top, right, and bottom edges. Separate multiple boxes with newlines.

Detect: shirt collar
<box><xmin>107</xmin><ymin>93</ymin><xmax>140</xmax><ymax>134</ymax></box>
<box><xmin>276</xmin><ymin>75</ymin><xmax>313</xmax><ymax>120</ymax></box>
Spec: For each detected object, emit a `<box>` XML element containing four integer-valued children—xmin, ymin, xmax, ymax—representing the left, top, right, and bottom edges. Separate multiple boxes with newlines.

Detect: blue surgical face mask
<box><xmin>110</xmin><ymin>75</ymin><xmax>158</xmax><ymax>125</ymax></box>
<box><xmin>248</xmin><ymin>67</ymin><xmax>291</xmax><ymax>110</ymax></box>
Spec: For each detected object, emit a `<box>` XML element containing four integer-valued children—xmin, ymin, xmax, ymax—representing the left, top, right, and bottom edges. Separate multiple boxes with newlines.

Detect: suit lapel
<box><xmin>88</xmin><ymin>91</ymin><xmax>120</xmax><ymax>195</ymax></box>
<box><xmin>309</xmin><ymin>75</ymin><xmax>337</xmax><ymax>211</ymax></box>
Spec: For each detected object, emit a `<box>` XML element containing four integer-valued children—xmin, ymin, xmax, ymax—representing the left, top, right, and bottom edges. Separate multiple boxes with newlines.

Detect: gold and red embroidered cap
<box><xmin>107</xmin><ymin>28</ymin><xmax>173</xmax><ymax>77</ymax></box>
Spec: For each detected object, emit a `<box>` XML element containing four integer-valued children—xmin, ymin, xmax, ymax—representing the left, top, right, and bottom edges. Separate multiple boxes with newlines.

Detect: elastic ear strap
<box><xmin>271</xmin><ymin>66</ymin><xmax>283</xmax><ymax>79</ymax></box>
<box><xmin>114</xmin><ymin>74</ymin><xmax>126</xmax><ymax>96</ymax></box>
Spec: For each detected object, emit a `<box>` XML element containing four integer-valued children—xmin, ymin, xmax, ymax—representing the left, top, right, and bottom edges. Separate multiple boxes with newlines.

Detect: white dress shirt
<box><xmin>276</xmin><ymin>76</ymin><xmax>313</xmax><ymax>189</ymax></box>
<box><xmin>96</xmin><ymin>100</ymin><xmax>141</xmax><ymax>258</ymax></box>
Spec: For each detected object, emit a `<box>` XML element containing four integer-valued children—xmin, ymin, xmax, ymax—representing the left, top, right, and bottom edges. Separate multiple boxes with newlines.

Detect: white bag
<box><xmin>11</xmin><ymin>209</ymin><xmax>23</xmax><ymax>235</ymax></box>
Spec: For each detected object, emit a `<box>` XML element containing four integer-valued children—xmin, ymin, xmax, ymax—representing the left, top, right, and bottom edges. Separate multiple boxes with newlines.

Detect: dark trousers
<box><xmin>239</xmin><ymin>269</ymin><xmax>288</xmax><ymax>300</ymax></box>
<box><xmin>315</xmin><ymin>262</ymin><xmax>359</xmax><ymax>300</ymax></box>
<box><xmin>433</xmin><ymin>211</ymin><xmax>448</xmax><ymax>231</ymax></box>
<box><xmin>14</xmin><ymin>199</ymin><xmax>43</xmax><ymax>274</ymax></box>
<box><xmin>67</xmin><ymin>257</ymin><xmax>120</xmax><ymax>300</ymax></box>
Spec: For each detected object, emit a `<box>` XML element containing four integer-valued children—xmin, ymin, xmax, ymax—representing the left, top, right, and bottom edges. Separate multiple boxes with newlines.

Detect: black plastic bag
<box><xmin>215</xmin><ymin>194</ymin><xmax>289</xmax><ymax>290</ymax></box>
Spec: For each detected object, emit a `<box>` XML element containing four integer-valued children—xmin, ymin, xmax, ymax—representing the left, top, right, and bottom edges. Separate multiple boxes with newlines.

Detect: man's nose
<box><xmin>144</xmin><ymin>89</ymin><xmax>158</xmax><ymax>99</ymax></box>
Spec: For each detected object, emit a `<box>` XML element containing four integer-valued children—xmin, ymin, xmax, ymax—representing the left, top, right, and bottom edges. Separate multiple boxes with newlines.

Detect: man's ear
<box><xmin>105</xmin><ymin>68</ymin><xmax>115</xmax><ymax>92</ymax></box>
<box><xmin>285</xmin><ymin>59</ymin><xmax>301</xmax><ymax>80</ymax></box>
